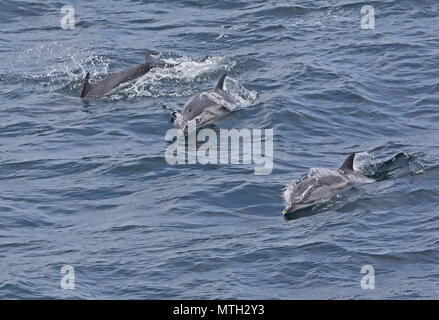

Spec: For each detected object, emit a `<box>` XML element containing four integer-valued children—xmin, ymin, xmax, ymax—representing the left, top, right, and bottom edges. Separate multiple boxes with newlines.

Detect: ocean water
<box><xmin>0</xmin><ymin>0</ymin><xmax>438</xmax><ymax>299</ymax></box>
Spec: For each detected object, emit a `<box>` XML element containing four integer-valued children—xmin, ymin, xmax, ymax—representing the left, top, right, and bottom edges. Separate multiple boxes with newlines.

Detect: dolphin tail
<box><xmin>80</xmin><ymin>72</ymin><xmax>92</xmax><ymax>98</ymax></box>
<box><xmin>145</xmin><ymin>53</ymin><xmax>177</xmax><ymax>68</ymax></box>
<box><xmin>214</xmin><ymin>73</ymin><xmax>227</xmax><ymax>92</ymax></box>
<box><xmin>339</xmin><ymin>153</ymin><xmax>356</xmax><ymax>171</ymax></box>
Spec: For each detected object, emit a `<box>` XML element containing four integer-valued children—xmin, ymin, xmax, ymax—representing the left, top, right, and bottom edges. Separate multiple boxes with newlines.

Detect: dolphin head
<box><xmin>282</xmin><ymin>202</ymin><xmax>314</xmax><ymax>215</ymax></box>
<box><xmin>181</xmin><ymin>94</ymin><xmax>208</xmax><ymax>121</ymax></box>
<box><xmin>181</xmin><ymin>93</ymin><xmax>228</xmax><ymax>123</ymax></box>
<box><xmin>282</xmin><ymin>173</ymin><xmax>350</xmax><ymax>215</ymax></box>
<box><xmin>181</xmin><ymin>74</ymin><xmax>232</xmax><ymax>122</ymax></box>
<box><xmin>282</xmin><ymin>178</ymin><xmax>318</xmax><ymax>215</ymax></box>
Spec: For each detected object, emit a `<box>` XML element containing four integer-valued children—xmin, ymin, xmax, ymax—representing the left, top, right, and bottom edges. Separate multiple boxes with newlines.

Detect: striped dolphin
<box><xmin>282</xmin><ymin>153</ymin><xmax>375</xmax><ymax>215</ymax></box>
<box><xmin>178</xmin><ymin>74</ymin><xmax>239</xmax><ymax>131</ymax></box>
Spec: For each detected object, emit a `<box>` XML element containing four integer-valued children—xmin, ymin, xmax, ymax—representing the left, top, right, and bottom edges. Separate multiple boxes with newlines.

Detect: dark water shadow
<box><xmin>371</xmin><ymin>152</ymin><xmax>422</xmax><ymax>181</ymax></box>
<box><xmin>283</xmin><ymin>207</ymin><xmax>319</xmax><ymax>221</ymax></box>
<box><xmin>283</xmin><ymin>202</ymin><xmax>332</xmax><ymax>221</ymax></box>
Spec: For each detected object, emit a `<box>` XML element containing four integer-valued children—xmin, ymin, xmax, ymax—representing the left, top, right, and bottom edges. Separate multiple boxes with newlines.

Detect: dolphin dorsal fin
<box><xmin>339</xmin><ymin>153</ymin><xmax>356</xmax><ymax>171</ymax></box>
<box><xmin>214</xmin><ymin>74</ymin><xmax>227</xmax><ymax>92</ymax></box>
<box><xmin>80</xmin><ymin>72</ymin><xmax>91</xmax><ymax>98</ymax></box>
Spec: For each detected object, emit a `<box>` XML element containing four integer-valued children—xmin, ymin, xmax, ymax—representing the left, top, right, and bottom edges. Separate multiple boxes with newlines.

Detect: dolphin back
<box><xmin>80</xmin><ymin>53</ymin><xmax>175</xmax><ymax>98</ymax></box>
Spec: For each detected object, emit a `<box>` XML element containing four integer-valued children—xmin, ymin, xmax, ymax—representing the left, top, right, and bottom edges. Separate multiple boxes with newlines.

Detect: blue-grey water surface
<box><xmin>0</xmin><ymin>0</ymin><xmax>438</xmax><ymax>299</ymax></box>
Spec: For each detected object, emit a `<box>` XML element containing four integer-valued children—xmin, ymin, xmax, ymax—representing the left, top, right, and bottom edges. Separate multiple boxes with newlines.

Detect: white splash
<box><xmin>223</xmin><ymin>76</ymin><xmax>258</xmax><ymax>108</ymax></box>
<box><xmin>282</xmin><ymin>181</ymin><xmax>297</xmax><ymax>207</ymax></box>
<box><xmin>116</xmin><ymin>55</ymin><xmax>236</xmax><ymax>100</ymax></box>
<box><xmin>15</xmin><ymin>43</ymin><xmax>108</xmax><ymax>85</ymax></box>
<box><xmin>353</xmin><ymin>151</ymin><xmax>379</xmax><ymax>176</ymax></box>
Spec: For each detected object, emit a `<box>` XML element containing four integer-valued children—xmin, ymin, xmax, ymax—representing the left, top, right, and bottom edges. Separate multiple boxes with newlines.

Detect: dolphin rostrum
<box><xmin>80</xmin><ymin>53</ymin><xmax>174</xmax><ymax>99</ymax></box>
<box><xmin>177</xmin><ymin>74</ymin><xmax>239</xmax><ymax>132</ymax></box>
<box><xmin>282</xmin><ymin>153</ymin><xmax>375</xmax><ymax>215</ymax></box>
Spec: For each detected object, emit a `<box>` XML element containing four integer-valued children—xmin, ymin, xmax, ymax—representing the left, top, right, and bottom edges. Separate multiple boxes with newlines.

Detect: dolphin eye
<box><xmin>189</xmin><ymin>109</ymin><xmax>192</xmax><ymax>112</ymax></box>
